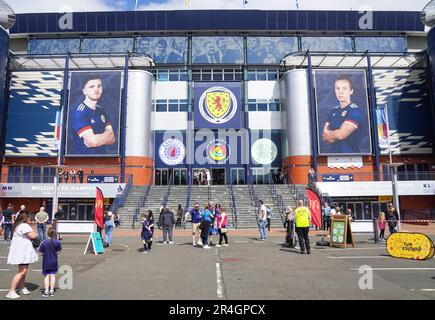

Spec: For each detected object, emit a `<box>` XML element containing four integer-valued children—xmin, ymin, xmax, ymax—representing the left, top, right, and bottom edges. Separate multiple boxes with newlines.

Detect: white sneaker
<box><xmin>21</xmin><ymin>287</ymin><xmax>31</xmax><ymax>295</ymax></box>
<box><xmin>203</xmin><ymin>245</ymin><xmax>211</xmax><ymax>249</ymax></box>
<box><xmin>193</xmin><ymin>243</ymin><xmax>197</xmax><ymax>247</ymax></box>
<box><xmin>6</xmin><ymin>291</ymin><xmax>20</xmax><ymax>299</ymax></box>
<box><xmin>223</xmin><ymin>244</ymin><xmax>229</xmax><ymax>247</ymax></box>
<box><xmin>216</xmin><ymin>244</ymin><xmax>221</xmax><ymax>247</ymax></box>
<box><xmin>295</xmin><ymin>245</ymin><xmax>301</xmax><ymax>250</ymax></box>
<box><xmin>197</xmin><ymin>240</ymin><xmax>203</xmax><ymax>246</ymax></box>
<box><xmin>169</xmin><ymin>241</ymin><xmax>174</xmax><ymax>244</ymax></box>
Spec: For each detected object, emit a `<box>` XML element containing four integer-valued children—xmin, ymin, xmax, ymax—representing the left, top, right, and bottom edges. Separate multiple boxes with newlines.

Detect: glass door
<box><xmin>231</xmin><ymin>168</ymin><xmax>245</xmax><ymax>185</ymax></box>
<box><xmin>173</xmin><ymin>169</ymin><xmax>187</xmax><ymax>185</ymax></box>
<box><xmin>354</xmin><ymin>202</ymin><xmax>363</xmax><ymax>220</ymax></box>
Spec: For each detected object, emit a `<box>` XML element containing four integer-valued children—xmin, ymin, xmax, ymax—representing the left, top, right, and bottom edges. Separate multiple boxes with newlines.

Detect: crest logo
<box><xmin>159</xmin><ymin>138</ymin><xmax>186</xmax><ymax>166</ymax></box>
<box><xmin>199</xmin><ymin>87</ymin><xmax>237</xmax><ymax>124</ymax></box>
<box><xmin>251</xmin><ymin>139</ymin><xmax>278</xmax><ymax>165</ymax></box>
<box><xmin>206</xmin><ymin>139</ymin><xmax>230</xmax><ymax>164</ymax></box>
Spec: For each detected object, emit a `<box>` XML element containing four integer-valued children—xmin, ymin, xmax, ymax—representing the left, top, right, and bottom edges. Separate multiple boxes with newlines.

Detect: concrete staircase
<box><xmin>232</xmin><ymin>185</ymin><xmax>257</xmax><ymax>229</ymax></box>
<box><xmin>115</xmin><ymin>184</ymin><xmax>309</xmax><ymax>230</ymax></box>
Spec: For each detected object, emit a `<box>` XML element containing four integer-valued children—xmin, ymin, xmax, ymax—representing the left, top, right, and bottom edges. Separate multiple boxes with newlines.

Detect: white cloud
<box><xmin>139</xmin><ymin>0</ymin><xmax>430</xmax><ymax>11</ymax></box>
<box><xmin>3</xmin><ymin>0</ymin><xmax>115</xmax><ymax>13</ymax></box>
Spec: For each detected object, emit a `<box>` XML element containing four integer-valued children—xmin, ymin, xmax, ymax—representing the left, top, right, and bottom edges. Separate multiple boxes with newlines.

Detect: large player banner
<box><xmin>66</xmin><ymin>71</ymin><xmax>122</xmax><ymax>156</ymax></box>
<box><xmin>194</xmin><ymin>82</ymin><xmax>242</xmax><ymax>129</ymax></box>
<box><xmin>314</xmin><ymin>70</ymin><xmax>372</xmax><ymax>156</ymax></box>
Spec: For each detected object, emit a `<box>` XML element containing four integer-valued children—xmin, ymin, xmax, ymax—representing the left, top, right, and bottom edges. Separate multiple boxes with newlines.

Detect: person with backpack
<box><xmin>199</xmin><ymin>203</ymin><xmax>214</xmax><ymax>249</ymax></box>
<box><xmin>38</xmin><ymin>228</ymin><xmax>62</xmax><ymax>297</ymax></box>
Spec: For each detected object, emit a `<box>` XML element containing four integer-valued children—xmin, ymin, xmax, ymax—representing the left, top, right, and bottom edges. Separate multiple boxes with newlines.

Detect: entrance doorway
<box><xmin>231</xmin><ymin>168</ymin><xmax>245</xmax><ymax>185</ymax></box>
<box><xmin>212</xmin><ymin>169</ymin><xmax>225</xmax><ymax>185</ymax></box>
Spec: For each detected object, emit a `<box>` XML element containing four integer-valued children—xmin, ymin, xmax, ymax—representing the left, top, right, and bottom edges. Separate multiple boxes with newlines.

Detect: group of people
<box><xmin>3</xmin><ymin>209</ymin><xmax>62</xmax><ymax>299</ymax></box>
<box><xmin>139</xmin><ymin>202</ymin><xmax>229</xmax><ymax>252</ymax></box>
<box><xmin>377</xmin><ymin>203</ymin><xmax>400</xmax><ymax>241</ymax></box>
<box><xmin>282</xmin><ymin>200</ymin><xmax>312</xmax><ymax>254</ymax></box>
<box><xmin>193</xmin><ymin>169</ymin><xmax>211</xmax><ymax>186</ymax></box>
<box><xmin>59</xmin><ymin>168</ymin><xmax>84</xmax><ymax>183</ymax></box>
<box><xmin>321</xmin><ymin>203</ymin><xmax>354</xmax><ymax>231</ymax></box>
<box><xmin>1</xmin><ymin>204</ymin><xmax>65</xmax><ymax>242</ymax></box>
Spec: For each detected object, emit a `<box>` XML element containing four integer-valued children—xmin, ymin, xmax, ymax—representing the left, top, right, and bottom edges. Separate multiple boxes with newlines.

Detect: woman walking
<box><xmin>216</xmin><ymin>207</ymin><xmax>229</xmax><ymax>247</ymax></box>
<box><xmin>6</xmin><ymin>211</ymin><xmax>39</xmax><ymax>299</ymax></box>
<box><xmin>104</xmin><ymin>211</ymin><xmax>115</xmax><ymax>247</ymax></box>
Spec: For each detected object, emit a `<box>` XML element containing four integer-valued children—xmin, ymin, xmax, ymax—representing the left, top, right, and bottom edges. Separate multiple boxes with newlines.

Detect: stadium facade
<box><xmin>0</xmin><ymin>7</ymin><xmax>434</xmax><ymax>221</ymax></box>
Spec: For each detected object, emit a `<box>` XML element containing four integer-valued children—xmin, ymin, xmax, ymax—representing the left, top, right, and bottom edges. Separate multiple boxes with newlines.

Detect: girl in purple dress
<box><xmin>141</xmin><ymin>213</ymin><xmax>152</xmax><ymax>253</ymax></box>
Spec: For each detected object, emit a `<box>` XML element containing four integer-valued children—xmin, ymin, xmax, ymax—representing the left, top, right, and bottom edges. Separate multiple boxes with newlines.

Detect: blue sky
<box><xmin>4</xmin><ymin>0</ymin><xmax>432</xmax><ymax>13</ymax></box>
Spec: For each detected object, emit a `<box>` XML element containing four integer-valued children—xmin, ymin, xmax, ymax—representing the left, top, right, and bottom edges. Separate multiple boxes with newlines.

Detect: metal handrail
<box><xmin>109</xmin><ymin>174</ymin><xmax>133</xmax><ymax>214</ymax></box>
<box><xmin>229</xmin><ymin>183</ymin><xmax>238</xmax><ymax>229</ymax></box>
<box><xmin>162</xmin><ymin>173</ymin><xmax>174</xmax><ymax>207</ymax></box>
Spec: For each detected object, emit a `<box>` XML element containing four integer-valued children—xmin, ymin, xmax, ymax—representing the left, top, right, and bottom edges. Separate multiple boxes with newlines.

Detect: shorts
<box><xmin>191</xmin><ymin>223</ymin><xmax>200</xmax><ymax>235</ymax></box>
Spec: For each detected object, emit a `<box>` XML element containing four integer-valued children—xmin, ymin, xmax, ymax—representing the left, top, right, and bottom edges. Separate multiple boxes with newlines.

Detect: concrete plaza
<box><xmin>0</xmin><ymin>225</ymin><xmax>435</xmax><ymax>300</ymax></box>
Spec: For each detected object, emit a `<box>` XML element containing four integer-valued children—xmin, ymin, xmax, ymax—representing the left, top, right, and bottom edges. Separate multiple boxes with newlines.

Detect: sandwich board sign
<box><xmin>330</xmin><ymin>215</ymin><xmax>354</xmax><ymax>248</ymax></box>
<box><xmin>84</xmin><ymin>232</ymin><xmax>105</xmax><ymax>255</ymax></box>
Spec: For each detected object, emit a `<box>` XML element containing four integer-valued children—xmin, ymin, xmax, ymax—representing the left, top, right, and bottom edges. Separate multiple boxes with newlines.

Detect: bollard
<box><xmin>373</xmin><ymin>219</ymin><xmax>379</xmax><ymax>243</ymax></box>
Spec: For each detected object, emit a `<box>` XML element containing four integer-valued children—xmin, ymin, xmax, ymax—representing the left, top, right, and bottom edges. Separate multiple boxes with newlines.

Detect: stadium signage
<box><xmin>0</xmin><ymin>183</ymin><xmax>125</xmax><ymax>198</ymax></box>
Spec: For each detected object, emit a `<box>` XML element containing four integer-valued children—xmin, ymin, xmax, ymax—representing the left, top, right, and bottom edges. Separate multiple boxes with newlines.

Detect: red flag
<box><xmin>95</xmin><ymin>187</ymin><xmax>104</xmax><ymax>228</ymax></box>
<box><xmin>306</xmin><ymin>188</ymin><xmax>322</xmax><ymax>228</ymax></box>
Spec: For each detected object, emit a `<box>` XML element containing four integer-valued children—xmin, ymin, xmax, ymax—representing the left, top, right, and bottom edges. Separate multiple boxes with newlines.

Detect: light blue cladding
<box><xmin>137</xmin><ymin>37</ymin><xmax>187</xmax><ymax>64</ymax></box>
<box><xmin>82</xmin><ymin>37</ymin><xmax>133</xmax><ymax>53</ymax></box>
<box><xmin>373</xmin><ymin>69</ymin><xmax>433</xmax><ymax>154</ymax></box>
<box><xmin>355</xmin><ymin>37</ymin><xmax>406</xmax><ymax>52</ymax></box>
<box><xmin>4</xmin><ymin>71</ymin><xmax>63</xmax><ymax>157</ymax></box>
<box><xmin>192</xmin><ymin>36</ymin><xmax>243</xmax><ymax>64</ymax></box>
<box><xmin>28</xmin><ymin>38</ymin><xmax>80</xmax><ymax>54</ymax></box>
<box><xmin>301</xmin><ymin>36</ymin><xmax>352</xmax><ymax>52</ymax></box>
<box><xmin>247</xmin><ymin>37</ymin><xmax>298</xmax><ymax>64</ymax></box>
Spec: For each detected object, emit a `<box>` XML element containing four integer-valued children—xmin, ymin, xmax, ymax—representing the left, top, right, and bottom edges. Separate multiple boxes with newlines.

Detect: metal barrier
<box><xmin>229</xmin><ymin>183</ymin><xmax>238</xmax><ymax>229</ymax></box>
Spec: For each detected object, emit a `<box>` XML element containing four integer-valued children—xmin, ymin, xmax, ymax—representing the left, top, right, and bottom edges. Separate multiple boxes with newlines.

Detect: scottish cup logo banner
<box><xmin>194</xmin><ymin>82</ymin><xmax>242</xmax><ymax>129</ymax></box>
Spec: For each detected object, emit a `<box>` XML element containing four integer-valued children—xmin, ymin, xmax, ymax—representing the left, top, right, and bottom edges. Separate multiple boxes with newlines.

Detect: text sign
<box><xmin>387</xmin><ymin>233</ymin><xmax>434</xmax><ymax>260</ymax></box>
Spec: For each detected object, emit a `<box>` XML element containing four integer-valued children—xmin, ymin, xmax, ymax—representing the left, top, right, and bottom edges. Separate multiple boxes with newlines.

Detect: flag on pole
<box><xmin>306</xmin><ymin>188</ymin><xmax>322</xmax><ymax>228</ymax></box>
<box><xmin>376</xmin><ymin>106</ymin><xmax>389</xmax><ymax>149</ymax></box>
<box><xmin>295</xmin><ymin>0</ymin><xmax>299</xmax><ymax>9</ymax></box>
<box><xmin>135</xmin><ymin>0</ymin><xmax>139</xmax><ymax>10</ymax></box>
<box><xmin>95</xmin><ymin>187</ymin><xmax>104</xmax><ymax>228</ymax></box>
<box><xmin>185</xmin><ymin>0</ymin><xmax>191</xmax><ymax>6</ymax></box>
<box><xmin>54</xmin><ymin>109</ymin><xmax>62</xmax><ymax>149</ymax></box>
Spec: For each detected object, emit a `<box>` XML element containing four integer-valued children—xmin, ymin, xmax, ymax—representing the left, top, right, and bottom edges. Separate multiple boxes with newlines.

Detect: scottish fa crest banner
<box><xmin>194</xmin><ymin>82</ymin><xmax>242</xmax><ymax>129</ymax></box>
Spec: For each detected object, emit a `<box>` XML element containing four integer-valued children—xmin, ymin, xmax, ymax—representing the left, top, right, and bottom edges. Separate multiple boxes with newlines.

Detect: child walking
<box><xmin>378</xmin><ymin>212</ymin><xmax>387</xmax><ymax>242</ymax></box>
<box><xmin>38</xmin><ymin>228</ymin><xmax>62</xmax><ymax>297</ymax></box>
<box><xmin>141</xmin><ymin>213</ymin><xmax>152</xmax><ymax>253</ymax></box>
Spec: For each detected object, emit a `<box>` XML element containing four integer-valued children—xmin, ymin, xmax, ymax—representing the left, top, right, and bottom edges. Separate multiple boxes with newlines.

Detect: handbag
<box><xmin>31</xmin><ymin>238</ymin><xmax>41</xmax><ymax>249</ymax></box>
<box><xmin>221</xmin><ymin>227</ymin><xmax>228</xmax><ymax>234</ymax></box>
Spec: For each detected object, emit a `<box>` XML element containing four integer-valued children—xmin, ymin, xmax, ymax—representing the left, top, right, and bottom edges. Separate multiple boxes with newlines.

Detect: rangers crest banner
<box><xmin>194</xmin><ymin>82</ymin><xmax>242</xmax><ymax>129</ymax></box>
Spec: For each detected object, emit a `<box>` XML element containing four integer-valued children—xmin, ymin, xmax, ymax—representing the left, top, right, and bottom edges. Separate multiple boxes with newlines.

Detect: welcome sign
<box><xmin>194</xmin><ymin>82</ymin><xmax>242</xmax><ymax>129</ymax></box>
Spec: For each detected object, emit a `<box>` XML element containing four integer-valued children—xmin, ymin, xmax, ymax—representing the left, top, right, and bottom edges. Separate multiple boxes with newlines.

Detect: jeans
<box><xmin>37</xmin><ymin>223</ymin><xmax>47</xmax><ymax>241</ymax></box>
<box><xmin>295</xmin><ymin>227</ymin><xmax>310</xmax><ymax>253</ymax></box>
<box><xmin>105</xmin><ymin>221</ymin><xmax>115</xmax><ymax>245</ymax></box>
<box><xmin>3</xmin><ymin>223</ymin><xmax>12</xmax><ymax>241</ymax></box>
<box><xmin>258</xmin><ymin>220</ymin><xmax>267</xmax><ymax>240</ymax></box>
<box><xmin>162</xmin><ymin>226</ymin><xmax>173</xmax><ymax>242</ymax></box>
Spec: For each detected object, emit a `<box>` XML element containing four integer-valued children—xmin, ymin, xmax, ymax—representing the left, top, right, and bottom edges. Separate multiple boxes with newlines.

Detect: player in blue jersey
<box><xmin>69</xmin><ymin>75</ymin><xmax>115</xmax><ymax>154</ymax></box>
<box><xmin>322</xmin><ymin>75</ymin><xmax>365</xmax><ymax>154</ymax></box>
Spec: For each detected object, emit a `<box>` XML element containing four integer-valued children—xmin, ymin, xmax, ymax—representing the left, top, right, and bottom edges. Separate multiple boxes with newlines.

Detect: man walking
<box><xmin>295</xmin><ymin>200</ymin><xmax>311</xmax><ymax>254</ymax></box>
<box><xmin>36</xmin><ymin>206</ymin><xmax>49</xmax><ymax>241</ymax></box>
<box><xmin>322</xmin><ymin>203</ymin><xmax>332</xmax><ymax>231</ymax></box>
<box><xmin>258</xmin><ymin>200</ymin><xmax>268</xmax><ymax>241</ymax></box>
<box><xmin>185</xmin><ymin>203</ymin><xmax>202</xmax><ymax>246</ymax></box>
<box><xmin>2</xmin><ymin>204</ymin><xmax>14</xmax><ymax>241</ymax></box>
<box><xmin>159</xmin><ymin>207</ymin><xmax>175</xmax><ymax>244</ymax></box>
